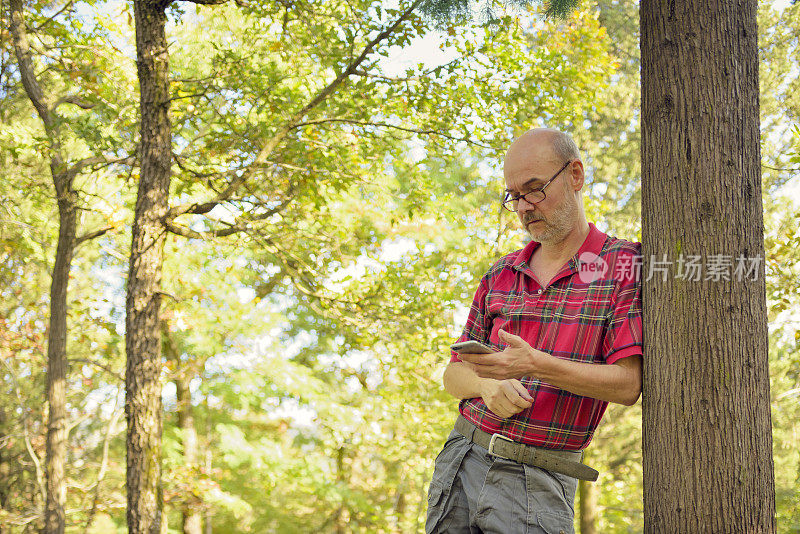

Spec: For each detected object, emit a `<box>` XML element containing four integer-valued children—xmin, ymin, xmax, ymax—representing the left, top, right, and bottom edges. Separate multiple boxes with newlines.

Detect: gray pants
<box><xmin>425</xmin><ymin>430</ymin><xmax>578</xmax><ymax>534</ymax></box>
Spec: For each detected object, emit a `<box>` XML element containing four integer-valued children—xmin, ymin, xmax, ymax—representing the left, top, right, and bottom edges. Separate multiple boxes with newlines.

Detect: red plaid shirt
<box><xmin>451</xmin><ymin>223</ymin><xmax>643</xmax><ymax>451</ymax></box>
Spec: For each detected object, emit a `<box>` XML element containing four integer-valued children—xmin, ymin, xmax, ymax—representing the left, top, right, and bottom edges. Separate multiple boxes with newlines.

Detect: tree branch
<box><xmin>762</xmin><ymin>163</ymin><xmax>800</xmax><ymax>172</ymax></box>
<box><xmin>32</xmin><ymin>1</ymin><xmax>75</xmax><ymax>32</ymax></box>
<box><xmin>83</xmin><ymin>397</ymin><xmax>123</xmax><ymax>534</ymax></box>
<box><xmin>169</xmin><ymin>153</ymin><xmax>308</xmax><ymax>219</ymax></box>
<box><xmin>75</xmin><ymin>224</ymin><xmax>117</xmax><ymax>246</ymax></box>
<box><xmin>164</xmin><ymin>222</ymin><xmax>213</xmax><ymax>239</ymax></box>
<box><xmin>65</xmin><ymin>413</ymin><xmax>92</xmax><ymax>436</ymax></box>
<box><xmin>351</xmin><ymin>55</ymin><xmax>465</xmax><ymax>82</ymax></box>
<box><xmin>0</xmin><ymin>356</ymin><xmax>46</xmax><ymax>503</ymax></box>
<box><xmin>65</xmin><ymin>155</ymin><xmax>136</xmax><ymax>183</ymax></box>
<box><xmin>166</xmin><ymin>0</ymin><xmax>425</xmax><ymax>221</ymax></box>
<box><xmin>68</xmin><ymin>358</ymin><xmax>123</xmax><ymax>382</ymax></box>
<box><xmin>291</xmin><ymin>117</ymin><xmax>495</xmax><ymax>149</ymax></box>
<box><xmin>163</xmin><ymin>201</ymin><xmax>289</xmax><ymax>238</ymax></box>
<box><xmin>54</xmin><ymin>94</ymin><xmax>95</xmax><ymax>110</ymax></box>
<box><xmin>351</xmin><ymin>68</ymin><xmax>419</xmax><ymax>82</ymax></box>
<box><xmin>9</xmin><ymin>0</ymin><xmax>52</xmax><ymax>126</ymax></box>
<box><xmin>167</xmin><ymin>91</ymin><xmax>208</xmax><ymax>102</ymax></box>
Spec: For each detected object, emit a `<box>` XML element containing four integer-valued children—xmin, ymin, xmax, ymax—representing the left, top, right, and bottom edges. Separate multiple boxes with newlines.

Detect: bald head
<box><xmin>504</xmin><ymin>128</ymin><xmax>580</xmax><ymax>172</ymax></box>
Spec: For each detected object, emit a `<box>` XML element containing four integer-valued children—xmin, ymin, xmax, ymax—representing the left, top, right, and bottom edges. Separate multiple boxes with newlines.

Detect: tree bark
<box><xmin>640</xmin><ymin>0</ymin><xmax>775</xmax><ymax>532</ymax></box>
<box><xmin>127</xmin><ymin>1</ymin><xmax>172</xmax><ymax>532</ymax></box>
<box><xmin>9</xmin><ymin>3</ymin><xmax>77</xmax><ymax>532</ymax></box>
<box><xmin>43</xmin><ymin>191</ymin><xmax>76</xmax><ymax>534</ymax></box>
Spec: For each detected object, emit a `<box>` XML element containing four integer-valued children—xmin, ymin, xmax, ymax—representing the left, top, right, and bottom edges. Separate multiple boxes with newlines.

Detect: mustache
<box><xmin>522</xmin><ymin>213</ymin><xmax>544</xmax><ymax>225</ymax></box>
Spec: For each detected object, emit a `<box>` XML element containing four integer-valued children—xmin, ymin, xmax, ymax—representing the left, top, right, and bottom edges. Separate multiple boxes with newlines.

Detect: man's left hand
<box><xmin>459</xmin><ymin>330</ymin><xmax>544</xmax><ymax>380</ymax></box>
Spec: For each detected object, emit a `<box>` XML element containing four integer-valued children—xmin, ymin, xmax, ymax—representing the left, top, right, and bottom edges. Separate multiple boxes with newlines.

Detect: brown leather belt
<box><xmin>454</xmin><ymin>415</ymin><xmax>599</xmax><ymax>482</ymax></box>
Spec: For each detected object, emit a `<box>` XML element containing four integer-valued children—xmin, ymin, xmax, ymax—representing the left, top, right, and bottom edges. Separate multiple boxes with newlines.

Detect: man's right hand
<box><xmin>442</xmin><ymin>362</ymin><xmax>534</xmax><ymax>418</ymax></box>
<box><xmin>479</xmin><ymin>379</ymin><xmax>534</xmax><ymax>418</ymax></box>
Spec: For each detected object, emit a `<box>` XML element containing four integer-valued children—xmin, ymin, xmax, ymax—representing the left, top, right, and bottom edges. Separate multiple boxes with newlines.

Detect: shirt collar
<box><xmin>513</xmin><ymin>222</ymin><xmax>607</xmax><ymax>276</ymax></box>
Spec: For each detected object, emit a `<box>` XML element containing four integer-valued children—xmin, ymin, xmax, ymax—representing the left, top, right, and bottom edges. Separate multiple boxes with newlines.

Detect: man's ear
<box><xmin>568</xmin><ymin>159</ymin><xmax>585</xmax><ymax>191</ymax></box>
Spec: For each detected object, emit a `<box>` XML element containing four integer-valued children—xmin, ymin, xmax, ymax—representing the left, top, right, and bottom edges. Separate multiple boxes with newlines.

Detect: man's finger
<box><xmin>502</xmin><ymin>383</ymin><xmax>532</xmax><ymax>409</ymax></box>
<box><xmin>496</xmin><ymin>398</ymin><xmax>518</xmax><ymax>417</ymax></box>
<box><xmin>510</xmin><ymin>380</ymin><xmax>534</xmax><ymax>402</ymax></box>
<box><xmin>507</xmin><ymin>392</ymin><xmax>532</xmax><ymax>410</ymax></box>
<box><xmin>459</xmin><ymin>353</ymin><xmax>497</xmax><ymax>363</ymax></box>
<box><xmin>499</xmin><ymin>329</ymin><xmax>527</xmax><ymax>347</ymax></box>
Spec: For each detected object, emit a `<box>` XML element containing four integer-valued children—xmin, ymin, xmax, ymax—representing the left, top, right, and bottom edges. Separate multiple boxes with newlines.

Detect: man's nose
<box><xmin>516</xmin><ymin>197</ymin><xmax>538</xmax><ymax>211</ymax></box>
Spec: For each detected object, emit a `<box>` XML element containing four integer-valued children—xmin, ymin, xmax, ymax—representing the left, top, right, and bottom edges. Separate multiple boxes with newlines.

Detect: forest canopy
<box><xmin>0</xmin><ymin>0</ymin><xmax>798</xmax><ymax>532</ymax></box>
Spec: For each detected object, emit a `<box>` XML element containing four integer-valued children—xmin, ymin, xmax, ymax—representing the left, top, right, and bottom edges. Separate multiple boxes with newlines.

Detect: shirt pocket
<box><xmin>550</xmin><ymin>280</ymin><xmax>614</xmax><ymax>326</ymax></box>
<box><xmin>486</xmin><ymin>290</ymin><xmax>541</xmax><ymax>339</ymax></box>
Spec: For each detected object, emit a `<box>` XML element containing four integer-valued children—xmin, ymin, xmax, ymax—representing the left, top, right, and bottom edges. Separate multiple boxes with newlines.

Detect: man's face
<box><xmin>505</xmin><ymin>160</ymin><xmax>579</xmax><ymax>244</ymax></box>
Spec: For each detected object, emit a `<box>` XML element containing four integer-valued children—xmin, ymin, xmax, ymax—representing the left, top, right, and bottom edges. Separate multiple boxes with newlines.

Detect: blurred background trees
<box><xmin>0</xmin><ymin>0</ymin><xmax>798</xmax><ymax>532</ymax></box>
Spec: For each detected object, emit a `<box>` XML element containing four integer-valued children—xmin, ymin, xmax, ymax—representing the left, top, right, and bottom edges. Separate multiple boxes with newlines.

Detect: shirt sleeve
<box><xmin>603</xmin><ymin>247</ymin><xmax>643</xmax><ymax>365</ymax></box>
<box><xmin>450</xmin><ymin>273</ymin><xmax>493</xmax><ymax>363</ymax></box>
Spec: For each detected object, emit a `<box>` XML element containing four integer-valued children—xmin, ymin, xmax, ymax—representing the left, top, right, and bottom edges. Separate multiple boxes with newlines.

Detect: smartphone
<box><xmin>450</xmin><ymin>340</ymin><xmax>495</xmax><ymax>354</ymax></box>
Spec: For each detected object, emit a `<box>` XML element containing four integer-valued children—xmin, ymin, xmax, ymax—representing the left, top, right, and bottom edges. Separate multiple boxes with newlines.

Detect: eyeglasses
<box><xmin>501</xmin><ymin>160</ymin><xmax>571</xmax><ymax>212</ymax></box>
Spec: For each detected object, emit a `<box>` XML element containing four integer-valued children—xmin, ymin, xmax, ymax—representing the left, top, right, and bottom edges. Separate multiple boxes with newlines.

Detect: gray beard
<box><xmin>524</xmin><ymin>197</ymin><xmax>579</xmax><ymax>244</ymax></box>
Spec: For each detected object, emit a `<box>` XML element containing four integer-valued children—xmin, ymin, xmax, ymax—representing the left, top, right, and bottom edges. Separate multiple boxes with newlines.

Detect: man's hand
<box><xmin>460</xmin><ymin>330</ymin><xmax>545</xmax><ymax>380</ymax></box>
<box><xmin>448</xmin><ymin>331</ymin><xmax>643</xmax><ymax>406</ymax></box>
<box><xmin>480</xmin><ymin>378</ymin><xmax>534</xmax><ymax>418</ymax></box>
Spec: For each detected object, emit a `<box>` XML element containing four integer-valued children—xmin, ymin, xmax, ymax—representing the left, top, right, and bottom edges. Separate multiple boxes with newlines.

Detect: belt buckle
<box><xmin>487</xmin><ymin>433</ymin><xmax>514</xmax><ymax>459</ymax></box>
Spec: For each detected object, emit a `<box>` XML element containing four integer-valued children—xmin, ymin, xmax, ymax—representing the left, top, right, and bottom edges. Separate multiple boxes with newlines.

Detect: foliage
<box><xmin>0</xmin><ymin>0</ymin><xmax>798</xmax><ymax>532</ymax></box>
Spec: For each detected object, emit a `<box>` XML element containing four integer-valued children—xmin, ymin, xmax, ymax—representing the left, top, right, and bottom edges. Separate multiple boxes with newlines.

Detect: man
<box><xmin>426</xmin><ymin>128</ymin><xmax>642</xmax><ymax>534</ymax></box>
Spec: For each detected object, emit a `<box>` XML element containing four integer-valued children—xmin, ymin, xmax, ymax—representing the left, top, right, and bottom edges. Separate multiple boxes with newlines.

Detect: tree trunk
<box><xmin>176</xmin><ymin>374</ymin><xmax>202</xmax><ymax>534</ymax></box>
<box><xmin>640</xmin><ymin>0</ymin><xmax>775</xmax><ymax>532</ymax></box>
<box><xmin>204</xmin><ymin>449</ymin><xmax>213</xmax><ymax>534</ymax></box>
<box><xmin>44</xmin><ymin>191</ymin><xmax>77</xmax><ymax>534</ymax></box>
<box><xmin>334</xmin><ymin>446</ymin><xmax>347</xmax><ymax>534</ymax></box>
<box><xmin>127</xmin><ymin>1</ymin><xmax>171</xmax><ymax>532</ymax></box>
<box><xmin>578</xmin><ymin>449</ymin><xmax>597</xmax><ymax>534</ymax></box>
<box><xmin>9</xmin><ymin>3</ymin><xmax>77</xmax><ymax>532</ymax></box>
<box><xmin>0</xmin><ymin>404</ymin><xmax>10</xmax><ymax>534</ymax></box>
<box><xmin>164</xmin><ymin>328</ymin><xmax>202</xmax><ymax>534</ymax></box>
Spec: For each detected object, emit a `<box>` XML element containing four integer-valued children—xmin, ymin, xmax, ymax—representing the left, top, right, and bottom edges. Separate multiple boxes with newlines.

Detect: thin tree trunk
<box><xmin>204</xmin><ymin>449</ymin><xmax>213</xmax><ymax>534</ymax></box>
<box><xmin>9</xmin><ymin>3</ymin><xmax>77</xmax><ymax>532</ymax></box>
<box><xmin>334</xmin><ymin>446</ymin><xmax>347</xmax><ymax>534</ymax></box>
<box><xmin>0</xmin><ymin>404</ymin><xmax>10</xmax><ymax>534</ymax></box>
<box><xmin>176</xmin><ymin>374</ymin><xmax>202</xmax><ymax>534</ymax></box>
<box><xmin>83</xmin><ymin>398</ymin><xmax>123</xmax><ymax>534</ymax></box>
<box><xmin>578</xmin><ymin>449</ymin><xmax>597</xmax><ymax>534</ymax></box>
<box><xmin>126</xmin><ymin>1</ymin><xmax>171</xmax><ymax>532</ymax></box>
<box><xmin>44</xmin><ymin>192</ymin><xmax>76</xmax><ymax>534</ymax></box>
<box><xmin>640</xmin><ymin>0</ymin><xmax>775</xmax><ymax>532</ymax></box>
<box><xmin>163</xmin><ymin>327</ymin><xmax>202</xmax><ymax>534</ymax></box>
